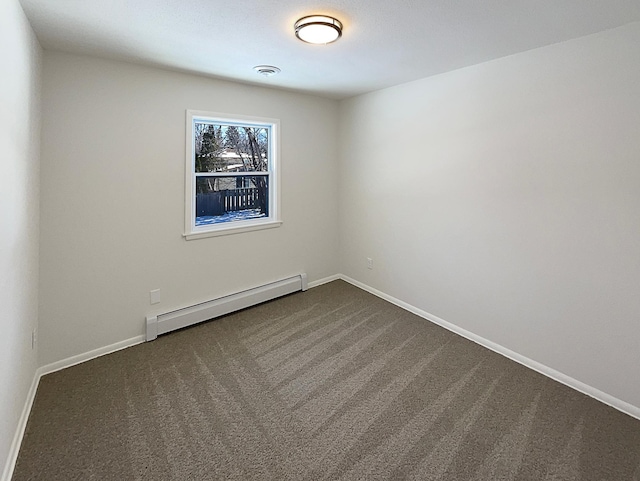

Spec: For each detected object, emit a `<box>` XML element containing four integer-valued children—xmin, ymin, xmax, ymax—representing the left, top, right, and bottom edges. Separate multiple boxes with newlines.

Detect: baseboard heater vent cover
<box><xmin>145</xmin><ymin>273</ymin><xmax>308</xmax><ymax>341</ymax></box>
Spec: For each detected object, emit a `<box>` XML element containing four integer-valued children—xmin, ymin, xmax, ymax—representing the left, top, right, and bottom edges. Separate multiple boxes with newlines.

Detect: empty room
<box><xmin>2</xmin><ymin>0</ymin><xmax>640</xmax><ymax>479</ymax></box>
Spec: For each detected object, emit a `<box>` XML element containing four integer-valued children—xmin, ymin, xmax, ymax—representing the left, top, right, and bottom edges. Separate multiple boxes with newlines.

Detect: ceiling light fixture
<box><xmin>294</xmin><ymin>15</ymin><xmax>343</xmax><ymax>45</ymax></box>
<box><xmin>253</xmin><ymin>65</ymin><xmax>281</xmax><ymax>77</ymax></box>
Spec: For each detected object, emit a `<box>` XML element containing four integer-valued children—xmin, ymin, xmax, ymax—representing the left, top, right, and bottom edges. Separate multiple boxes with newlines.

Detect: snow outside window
<box><xmin>184</xmin><ymin>111</ymin><xmax>281</xmax><ymax>239</ymax></box>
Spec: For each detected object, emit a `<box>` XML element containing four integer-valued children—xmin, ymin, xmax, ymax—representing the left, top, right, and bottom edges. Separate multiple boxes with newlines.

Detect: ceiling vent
<box><xmin>253</xmin><ymin>65</ymin><xmax>281</xmax><ymax>77</ymax></box>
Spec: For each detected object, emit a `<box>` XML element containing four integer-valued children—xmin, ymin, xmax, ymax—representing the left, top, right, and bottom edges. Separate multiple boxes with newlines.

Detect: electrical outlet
<box><xmin>366</xmin><ymin>257</ymin><xmax>373</xmax><ymax>269</ymax></box>
<box><xmin>31</xmin><ymin>328</ymin><xmax>37</xmax><ymax>349</ymax></box>
<box><xmin>150</xmin><ymin>289</ymin><xmax>161</xmax><ymax>305</ymax></box>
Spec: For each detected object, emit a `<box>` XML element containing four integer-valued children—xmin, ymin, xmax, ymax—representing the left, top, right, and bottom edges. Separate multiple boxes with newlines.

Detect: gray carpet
<box><xmin>12</xmin><ymin>280</ymin><xmax>640</xmax><ymax>480</ymax></box>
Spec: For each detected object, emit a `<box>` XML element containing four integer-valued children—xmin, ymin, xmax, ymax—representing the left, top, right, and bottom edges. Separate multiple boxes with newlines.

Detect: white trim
<box><xmin>184</xmin><ymin>220</ymin><xmax>282</xmax><ymax>240</ymax></box>
<box><xmin>1</xmin><ymin>371</ymin><xmax>39</xmax><ymax>481</ymax></box>
<box><xmin>6</xmin><ymin>273</ymin><xmax>639</xmax><ymax>481</ymax></box>
<box><xmin>1</xmin><ymin>335</ymin><xmax>144</xmax><ymax>481</ymax></box>
<box><xmin>184</xmin><ymin>110</ymin><xmax>281</xmax><ymax>239</ymax></box>
<box><xmin>339</xmin><ymin>274</ymin><xmax>640</xmax><ymax>421</ymax></box>
<box><xmin>39</xmin><ymin>335</ymin><xmax>145</xmax><ymax>377</ymax></box>
<box><xmin>308</xmin><ymin>274</ymin><xmax>341</xmax><ymax>289</ymax></box>
<box><xmin>194</xmin><ymin>172</ymin><xmax>269</xmax><ymax>178</ymax></box>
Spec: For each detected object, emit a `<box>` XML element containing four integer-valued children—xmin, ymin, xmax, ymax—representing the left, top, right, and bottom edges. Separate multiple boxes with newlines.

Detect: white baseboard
<box><xmin>1</xmin><ymin>371</ymin><xmax>39</xmax><ymax>481</ymax></box>
<box><xmin>39</xmin><ymin>335</ymin><xmax>145</xmax><ymax>377</ymax></box>
<box><xmin>1</xmin><ymin>335</ymin><xmax>145</xmax><ymax>481</ymax></box>
<box><xmin>307</xmin><ymin>274</ymin><xmax>342</xmax><ymax>289</ymax></box>
<box><xmin>5</xmin><ymin>274</ymin><xmax>639</xmax><ymax>481</ymax></box>
<box><xmin>339</xmin><ymin>274</ymin><xmax>640</xmax><ymax>421</ymax></box>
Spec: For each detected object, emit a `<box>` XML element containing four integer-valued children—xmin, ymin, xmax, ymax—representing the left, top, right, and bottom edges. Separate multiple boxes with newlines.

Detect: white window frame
<box><xmin>184</xmin><ymin>110</ymin><xmax>281</xmax><ymax>240</ymax></box>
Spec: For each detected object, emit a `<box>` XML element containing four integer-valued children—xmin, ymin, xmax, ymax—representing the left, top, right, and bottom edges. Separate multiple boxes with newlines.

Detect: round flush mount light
<box><xmin>294</xmin><ymin>15</ymin><xmax>343</xmax><ymax>44</ymax></box>
<box><xmin>253</xmin><ymin>65</ymin><xmax>281</xmax><ymax>77</ymax></box>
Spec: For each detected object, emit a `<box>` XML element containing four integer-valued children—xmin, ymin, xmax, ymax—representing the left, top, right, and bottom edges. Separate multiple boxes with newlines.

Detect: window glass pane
<box><xmin>194</xmin><ymin>123</ymin><xmax>269</xmax><ymax>173</ymax></box>
<box><xmin>195</xmin><ymin>175</ymin><xmax>269</xmax><ymax>226</ymax></box>
<box><xmin>186</xmin><ymin>111</ymin><xmax>279</xmax><ymax>238</ymax></box>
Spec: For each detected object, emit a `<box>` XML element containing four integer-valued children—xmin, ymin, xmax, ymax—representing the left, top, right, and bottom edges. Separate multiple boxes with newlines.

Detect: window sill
<box><xmin>184</xmin><ymin>220</ymin><xmax>282</xmax><ymax>240</ymax></box>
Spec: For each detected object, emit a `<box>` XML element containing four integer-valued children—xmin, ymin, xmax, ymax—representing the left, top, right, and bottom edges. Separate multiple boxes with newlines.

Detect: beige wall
<box><xmin>10</xmin><ymin>19</ymin><xmax>640</xmax><ymax>471</ymax></box>
<box><xmin>339</xmin><ymin>23</ymin><xmax>640</xmax><ymax>409</ymax></box>
<box><xmin>39</xmin><ymin>52</ymin><xmax>340</xmax><ymax>365</ymax></box>
<box><xmin>0</xmin><ymin>0</ymin><xmax>41</xmax><ymax>474</ymax></box>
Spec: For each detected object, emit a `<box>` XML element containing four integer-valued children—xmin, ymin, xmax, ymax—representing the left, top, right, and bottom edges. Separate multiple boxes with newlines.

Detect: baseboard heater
<box><xmin>145</xmin><ymin>273</ymin><xmax>308</xmax><ymax>341</ymax></box>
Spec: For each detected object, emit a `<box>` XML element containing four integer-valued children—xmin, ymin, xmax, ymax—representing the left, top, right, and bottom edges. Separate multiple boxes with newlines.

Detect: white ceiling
<box><xmin>19</xmin><ymin>0</ymin><xmax>640</xmax><ymax>99</ymax></box>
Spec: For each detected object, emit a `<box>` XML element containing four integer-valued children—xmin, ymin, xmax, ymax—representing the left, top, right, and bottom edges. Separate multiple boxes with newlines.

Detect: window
<box><xmin>184</xmin><ymin>111</ymin><xmax>281</xmax><ymax>239</ymax></box>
